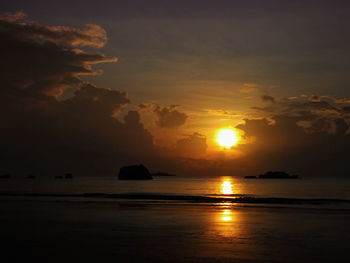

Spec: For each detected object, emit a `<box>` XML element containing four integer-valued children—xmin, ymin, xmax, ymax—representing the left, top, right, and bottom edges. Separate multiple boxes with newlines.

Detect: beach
<box><xmin>1</xmin><ymin>199</ymin><xmax>349</xmax><ymax>263</ymax></box>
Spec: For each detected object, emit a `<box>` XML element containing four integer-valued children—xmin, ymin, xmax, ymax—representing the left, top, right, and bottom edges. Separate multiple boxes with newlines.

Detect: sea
<box><xmin>1</xmin><ymin>176</ymin><xmax>350</xmax><ymax>209</ymax></box>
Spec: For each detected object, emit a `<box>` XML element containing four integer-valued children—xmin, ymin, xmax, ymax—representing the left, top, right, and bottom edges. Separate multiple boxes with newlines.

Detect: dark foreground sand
<box><xmin>0</xmin><ymin>199</ymin><xmax>349</xmax><ymax>263</ymax></box>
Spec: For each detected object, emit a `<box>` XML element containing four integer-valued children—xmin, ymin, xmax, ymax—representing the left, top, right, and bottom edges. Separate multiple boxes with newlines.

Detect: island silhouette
<box><xmin>152</xmin><ymin>172</ymin><xmax>176</xmax><ymax>177</ymax></box>
<box><xmin>245</xmin><ymin>171</ymin><xmax>299</xmax><ymax>179</ymax></box>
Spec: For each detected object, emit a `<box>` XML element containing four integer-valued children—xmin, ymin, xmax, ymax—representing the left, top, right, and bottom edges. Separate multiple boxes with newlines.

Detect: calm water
<box><xmin>1</xmin><ymin>176</ymin><xmax>350</xmax><ymax>200</ymax></box>
<box><xmin>1</xmin><ymin>176</ymin><xmax>350</xmax><ymax>262</ymax></box>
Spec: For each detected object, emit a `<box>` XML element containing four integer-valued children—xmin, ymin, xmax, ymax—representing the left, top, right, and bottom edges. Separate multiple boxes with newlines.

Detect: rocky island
<box><xmin>0</xmin><ymin>173</ymin><xmax>11</xmax><ymax>179</ymax></box>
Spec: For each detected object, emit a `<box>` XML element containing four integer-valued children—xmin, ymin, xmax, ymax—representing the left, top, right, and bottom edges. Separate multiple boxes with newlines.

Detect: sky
<box><xmin>1</xmin><ymin>0</ymin><xmax>350</xmax><ymax>177</ymax></box>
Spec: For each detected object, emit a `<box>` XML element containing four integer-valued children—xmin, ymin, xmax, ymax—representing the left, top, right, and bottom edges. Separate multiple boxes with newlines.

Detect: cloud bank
<box><xmin>0</xmin><ymin>12</ymin><xmax>156</xmax><ymax>175</ymax></box>
<box><xmin>235</xmin><ymin>94</ymin><xmax>350</xmax><ymax>176</ymax></box>
<box><xmin>153</xmin><ymin>105</ymin><xmax>188</xmax><ymax>128</ymax></box>
<box><xmin>2</xmin><ymin>12</ymin><xmax>350</xmax><ymax>177</ymax></box>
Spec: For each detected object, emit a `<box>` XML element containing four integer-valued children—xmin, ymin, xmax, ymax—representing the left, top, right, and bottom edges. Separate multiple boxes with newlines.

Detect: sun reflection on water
<box><xmin>208</xmin><ymin>178</ymin><xmax>243</xmax><ymax>238</ymax></box>
<box><xmin>211</xmin><ymin>207</ymin><xmax>241</xmax><ymax>238</ymax></box>
<box><xmin>221</xmin><ymin>178</ymin><xmax>233</xmax><ymax>195</ymax></box>
<box><xmin>220</xmin><ymin>209</ymin><xmax>233</xmax><ymax>222</ymax></box>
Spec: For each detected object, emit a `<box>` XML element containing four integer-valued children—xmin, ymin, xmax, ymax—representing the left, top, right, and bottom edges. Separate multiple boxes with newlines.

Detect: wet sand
<box><xmin>0</xmin><ymin>199</ymin><xmax>349</xmax><ymax>263</ymax></box>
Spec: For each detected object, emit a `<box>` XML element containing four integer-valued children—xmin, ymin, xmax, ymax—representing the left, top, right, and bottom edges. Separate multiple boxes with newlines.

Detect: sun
<box><xmin>216</xmin><ymin>128</ymin><xmax>239</xmax><ymax>148</ymax></box>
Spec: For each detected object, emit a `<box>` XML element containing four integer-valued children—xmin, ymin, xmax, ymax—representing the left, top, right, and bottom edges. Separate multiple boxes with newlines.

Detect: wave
<box><xmin>1</xmin><ymin>192</ymin><xmax>350</xmax><ymax>206</ymax></box>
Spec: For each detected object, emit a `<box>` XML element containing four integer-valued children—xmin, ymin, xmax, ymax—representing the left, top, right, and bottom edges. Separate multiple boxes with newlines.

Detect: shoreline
<box><xmin>0</xmin><ymin>191</ymin><xmax>349</xmax><ymax>211</ymax></box>
<box><xmin>1</xmin><ymin>197</ymin><xmax>350</xmax><ymax>213</ymax></box>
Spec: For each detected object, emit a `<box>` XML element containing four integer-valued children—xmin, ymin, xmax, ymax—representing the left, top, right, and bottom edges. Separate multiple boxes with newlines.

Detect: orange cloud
<box><xmin>240</xmin><ymin>83</ymin><xmax>259</xmax><ymax>93</ymax></box>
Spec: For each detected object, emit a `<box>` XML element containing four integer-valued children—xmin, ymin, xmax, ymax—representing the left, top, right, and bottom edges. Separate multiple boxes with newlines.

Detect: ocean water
<box><xmin>2</xmin><ymin>176</ymin><xmax>349</xmax><ymax>263</ymax></box>
<box><xmin>1</xmin><ymin>176</ymin><xmax>350</xmax><ymax>208</ymax></box>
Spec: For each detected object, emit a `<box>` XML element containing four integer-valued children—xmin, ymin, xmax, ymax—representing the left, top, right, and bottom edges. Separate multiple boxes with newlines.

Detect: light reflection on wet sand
<box><xmin>0</xmin><ymin>176</ymin><xmax>349</xmax><ymax>262</ymax></box>
<box><xmin>212</xmin><ymin>206</ymin><xmax>242</xmax><ymax>238</ymax></box>
<box><xmin>1</xmin><ymin>200</ymin><xmax>350</xmax><ymax>262</ymax></box>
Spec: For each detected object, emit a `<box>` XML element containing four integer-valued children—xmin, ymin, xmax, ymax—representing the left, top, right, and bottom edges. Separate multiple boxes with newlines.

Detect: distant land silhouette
<box><xmin>118</xmin><ymin>165</ymin><xmax>153</xmax><ymax>180</ymax></box>
<box><xmin>65</xmin><ymin>173</ymin><xmax>73</xmax><ymax>179</ymax></box>
<box><xmin>152</xmin><ymin>172</ymin><xmax>176</xmax><ymax>177</ymax></box>
<box><xmin>0</xmin><ymin>173</ymin><xmax>11</xmax><ymax>179</ymax></box>
<box><xmin>245</xmin><ymin>171</ymin><xmax>299</xmax><ymax>179</ymax></box>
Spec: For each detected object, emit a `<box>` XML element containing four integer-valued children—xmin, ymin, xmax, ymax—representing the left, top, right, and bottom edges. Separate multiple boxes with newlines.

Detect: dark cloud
<box><xmin>176</xmin><ymin>133</ymin><xmax>207</xmax><ymax>157</ymax></box>
<box><xmin>153</xmin><ymin>105</ymin><xmax>188</xmax><ymax>128</ymax></box>
<box><xmin>64</xmin><ymin>84</ymin><xmax>129</xmax><ymax>117</ymax></box>
<box><xmin>261</xmin><ymin>95</ymin><xmax>275</xmax><ymax>103</ymax></box>
<box><xmin>253</xmin><ymin>94</ymin><xmax>350</xmax><ymax>133</ymax></box>
<box><xmin>342</xmin><ymin>106</ymin><xmax>350</xmax><ymax>113</ymax></box>
<box><xmin>137</xmin><ymin>103</ymin><xmax>188</xmax><ymax>128</ymax></box>
<box><xmin>0</xmin><ymin>12</ymin><xmax>116</xmax><ymax>99</ymax></box>
<box><xmin>0</xmin><ymin>12</ymin><xmax>220</xmax><ymax>177</ymax></box>
<box><xmin>137</xmin><ymin>103</ymin><xmax>148</xmax><ymax>110</ymax></box>
<box><xmin>0</xmin><ymin>11</ymin><xmax>107</xmax><ymax>48</ymax></box>
<box><xmin>0</xmin><ymin>12</ymin><xmax>157</xmax><ymax>175</ymax></box>
<box><xmin>237</xmin><ymin>94</ymin><xmax>350</xmax><ymax>177</ymax></box>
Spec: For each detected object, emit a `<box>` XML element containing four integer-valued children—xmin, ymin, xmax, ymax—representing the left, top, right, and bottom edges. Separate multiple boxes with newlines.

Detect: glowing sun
<box><xmin>216</xmin><ymin>128</ymin><xmax>239</xmax><ymax>148</ymax></box>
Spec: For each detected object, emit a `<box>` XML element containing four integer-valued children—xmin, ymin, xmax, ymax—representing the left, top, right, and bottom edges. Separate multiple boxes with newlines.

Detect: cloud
<box><xmin>137</xmin><ymin>103</ymin><xmax>148</xmax><ymax>109</ymax></box>
<box><xmin>176</xmin><ymin>133</ymin><xmax>207</xmax><ymax>157</ymax></box>
<box><xmin>0</xmin><ymin>12</ymin><xmax>117</xmax><ymax>99</ymax></box>
<box><xmin>64</xmin><ymin>83</ymin><xmax>129</xmax><ymax>116</ymax></box>
<box><xmin>0</xmin><ymin>12</ymin><xmax>157</xmax><ymax>175</ymax></box>
<box><xmin>240</xmin><ymin>87</ymin><xmax>258</xmax><ymax>94</ymax></box>
<box><xmin>335</xmin><ymin>98</ymin><xmax>350</xmax><ymax>104</ymax></box>
<box><xmin>240</xmin><ymin>83</ymin><xmax>259</xmax><ymax>93</ymax></box>
<box><xmin>205</xmin><ymin>109</ymin><xmax>237</xmax><ymax>116</ymax></box>
<box><xmin>253</xmin><ymin>94</ymin><xmax>350</xmax><ymax>134</ymax></box>
<box><xmin>261</xmin><ymin>95</ymin><xmax>275</xmax><ymax>103</ymax></box>
<box><xmin>153</xmin><ymin>105</ymin><xmax>188</xmax><ymax>128</ymax></box>
<box><xmin>0</xmin><ymin>11</ymin><xmax>27</xmax><ymax>22</ymax></box>
<box><xmin>0</xmin><ymin>12</ymin><xmax>227</xmax><ymax>178</ymax></box>
<box><xmin>0</xmin><ymin>11</ymin><xmax>107</xmax><ymax>48</ymax></box>
<box><xmin>236</xmin><ymin>93</ymin><xmax>350</xmax><ymax>176</ymax></box>
<box><xmin>3</xmin><ymin>11</ymin><xmax>350</xmax><ymax>178</ymax></box>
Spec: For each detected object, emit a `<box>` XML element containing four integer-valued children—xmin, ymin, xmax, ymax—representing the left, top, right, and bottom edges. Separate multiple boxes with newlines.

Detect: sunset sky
<box><xmin>1</xmin><ymin>0</ymin><xmax>350</xmax><ymax>176</ymax></box>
